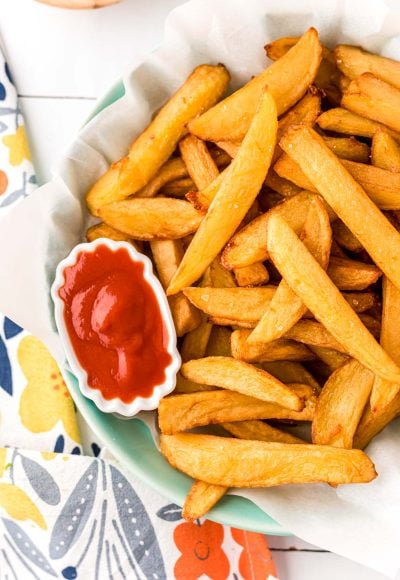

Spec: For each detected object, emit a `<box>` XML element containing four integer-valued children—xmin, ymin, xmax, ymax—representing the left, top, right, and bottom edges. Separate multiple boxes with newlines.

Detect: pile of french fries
<box><xmin>85</xmin><ymin>28</ymin><xmax>400</xmax><ymax>520</ymax></box>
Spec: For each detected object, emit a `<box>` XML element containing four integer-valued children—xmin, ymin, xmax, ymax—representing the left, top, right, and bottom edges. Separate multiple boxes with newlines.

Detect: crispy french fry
<box><xmin>188</xmin><ymin>29</ymin><xmax>322</xmax><ymax>143</ymax></box>
<box><xmin>181</xmin><ymin>356</ymin><xmax>303</xmax><ymax>409</ymax></box>
<box><xmin>328</xmin><ymin>256</ymin><xmax>382</xmax><ymax>291</ymax></box>
<box><xmin>179</xmin><ymin>135</ymin><xmax>219</xmax><ymax>190</ymax></box>
<box><xmin>168</xmin><ymin>90</ymin><xmax>278</xmax><ymax>295</ymax></box>
<box><xmin>335</xmin><ymin>44</ymin><xmax>400</xmax><ymax>89</ymax></box>
<box><xmin>158</xmin><ymin>385</ymin><xmax>317</xmax><ymax>434</ymax></box>
<box><xmin>182</xmin><ymin>481</ymin><xmax>227</xmax><ymax>521</ymax></box>
<box><xmin>285</xmin><ymin>320</ymin><xmax>347</xmax><ymax>353</ymax></box>
<box><xmin>136</xmin><ymin>157</ymin><xmax>189</xmax><ymax>198</ymax></box>
<box><xmin>322</xmin><ymin>136</ymin><xmax>370</xmax><ymax>163</ymax></box>
<box><xmin>160</xmin><ymin>177</ymin><xmax>195</xmax><ymax>197</ymax></box>
<box><xmin>205</xmin><ymin>326</ymin><xmax>232</xmax><ymax>357</ymax></box>
<box><xmin>180</xmin><ymin>269</ymin><xmax>213</xmax><ymax>361</ymax></box>
<box><xmin>234</xmin><ymin>262</ymin><xmax>269</xmax><ymax>286</ymax></box>
<box><xmin>222</xmin><ymin>420</ymin><xmax>306</xmax><ymax>444</ymax></box>
<box><xmin>308</xmin><ymin>346</ymin><xmax>350</xmax><ymax>372</ymax></box>
<box><xmin>86</xmin><ymin>64</ymin><xmax>230</xmax><ymax>214</ymax></box>
<box><xmin>341</xmin><ymin>292</ymin><xmax>377</xmax><ymax>313</ymax></box>
<box><xmin>99</xmin><ymin>198</ymin><xmax>202</xmax><ymax>240</ymax></box>
<box><xmin>266</xmin><ymin>213</ymin><xmax>400</xmax><ymax>382</ymax></box>
<box><xmin>86</xmin><ymin>222</ymin><xmax>138</xmax><ymax>246</ymax></box>
<box><xmin>330</xmin><ymin>239</ymin><xmax>347</xmax><ymax>258</ymax></box>
<box><xmin>262</xmin><ymin>361</ymin><xmax>320</xmax><ymax>391</ymax></box>
<box><xmin>371</xmin><ymin>129</ymin><xmax>400</xmax><ymax>173</ymax></box>
<box><xmin>160</xmin><ymin>433</ymin><xmax>376</xmax><ymax>486</ymax></box>
<box><xmin>312</xmin><ymin>359</ymin><xmax>374</xmax><ymax>448</ymax></box>
<box><xmin>332</xmin><ymin>220</ymin><xmax>363</xmax><ymax>252</ymax></box>
<box><xmin>317</xmin><ymin>107</ymin><xmax>400</xmax><ymax>142</ymax></box>
<box><xmin>279</xmin><ymin>125</ymin><xmax>400</xmax><ymax>294</ymax></box>
<box><xmin>354</xmin><ymin>392</ymin><xmax>400</xmax><ymax>449</ymax></box>
<box><xmin>231</xmin><ymin>330</ymin><xmax>315</xmax><ymax>363</ymax></box>
<box><xmin>248</xmin><ymin>194</ymin><xmax>331</xmax><ymax>344</ymax></box>
<box><xmin>209</xmin><ymin>258</ymin><xmax>237</xmax><ymax>288</ymax></box>
<box><xmin>208</xmin><ymin>317</ymin><xmax>255</xmax><ymax>328</ymax></box>
<box><xmin>342</xmin><ymin>73</ymin><xmax>400</xmax><ymax>133</ymax></box>
<box><xmin>174</xmin><ymin>373</ymin><xmax>215</xmax><ymax>394</ymax></box>
<box><xmin>264</xmin><ymin>170</ymin><xmax>303</xmax><ymax>197</ymax></box>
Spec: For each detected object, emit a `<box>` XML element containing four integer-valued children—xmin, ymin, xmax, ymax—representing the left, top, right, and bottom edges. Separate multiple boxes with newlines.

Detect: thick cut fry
<box><xmin>265</xmin><ymin>170</ymin><xmax>303</xmax><ymax>197</ymax></box>
<box><xmin>86</xmin><ymin>222</ymin><xmax>134</xmax><ymax>244</ymax></box>
<box><xmin>312</xmin><ymin>359</ymin><xmax>374</xmax><ymax>449</ymax></box>
<box><xmin>262</xmin><ymin>361</ymin><xmax>320</xmax><ymax>391</ymax></box>
<box><xmin>317</xmin><ymin>107</ymin><xmax>400</xmax><ymax>142</ymax></box>
<box><xmin>182</xmin><ymin>481</ymin><xmax>227</xmax><ymax>521</ymax></box>
<box><xmin>279</xmin><ymin>125</ymin><xmax>400</xmax><ymax>294</ymax></box>
<box><xmin>354</xmin><ymin>393</ymin><xmax>400</xmax><ymax>449</ymax></box>
<box><xmin>285</xmin><ymin>320</ymin><xmax>347</xmax><ymax>353</ymax></box>
<box><xmin>99</xmin><ymin>198</ymin><xmax>202</xmax><ymax>240</ymax></box>
<box><xmin>328</xmin><ymin>257</ymin><xmax>381</xmax><ymax>291</ymax></box>
<box><xmin>332</xmin><ymin>220</ymin><xmax>363</xmax><ymax>252</ymax></box>
<box><xmin>86</xmin><ymin>64</ymin><xmax>230</xmax><ymax>214</ymax></box>
<box><xmin>179</xmin><ymin>135</ymin><xmax>219</xmax><ymax>190</ymax></box>
<box><xmin>249</xmin><ymin>195</ymin><xmax>331</xmax><ymax>344</ymax></box>
<box><xmin>136</xmin><ymin>157</ymin><xmax>189</xmax><ymax>198</ymax></box>
<box><xmin>188</xmin><ymin>29</ymin><xmax>322</xmax><ymax>142</ymax></box>
<box><xmin>231</xmin><ymin>330</ymin><xmax>315</xmax><ymax>363</ymax></box>
<box><xmin>205</xmin><ymin>326</ymin><xmax>232</xmax><ymax>357</ymax></box>
<box><xmin>308</xmin><ymin>346</ymin><xmax>349</xmax><ymax>372</ymax></box>
<box><xmin>181</xmin><ymin>356</ymin><xmax>303</xmax><ymax>409</ymax></box>
<box><xmin>340</xmin><ymin>292</ymin><xmax>377</xmax><ymax>313</ymax></box>
<box><xmin>150</xmin><ymin>239</ymin><xmax>201</xmax><ymax>336</ymax></box>
<box><xmin>371</xmin><ymin>130</ymin><xmax>400</xmax><ymax>173</ymax></box>
<box><xmin>234</xmin><ymin>263</ymin><xmax>269</xmax><ymax>287</ymax></box>
<box><xmin>168</xmin><ymin>90</ymin><xmax>278</xmax><ymax>295</ymax></box>
<box><xmin>266</xmin><ymin>214</ymin><xmax>400</xmax><ymax>383</ymax></box>
<box><xmin>275</xmin><ymin>153</ymin><xmax>400</xmax><ymax>210</ymax></box>
<box><xmin>180</xmin><ymin>269</ymin><xmax>213</xmax><ymax>361</ymax></box>
<box><xmin>335</xmin><ymin>44</ymin><xmax>400</xmax><ymax>90</ymax></box>
<box><xmin>322</xmin><ymin>136</ymin><xmax>370</xmax><ymax>163</ymax></box>
<box><xmin>158</xmin><ymin>386</ymin><xmax>317</xmax><ymax>434</ymax></box>
<box><xmin>222</xmin><ymin>420</ymin><xmax>306</xmax><ymax>444</ymax></box>
<box><xmin>161</xmin><ymin>177</ymin><xmax>195</xmax><ymax>197</ymax></box>
<box><xmin>160</xmin><ymin>434</ymin><xmax>376</xmax><ymax>487</ymax></box>
<box><xmin>174</xmin><ymin>373</ymin><xmax>214</xmax><ymax>394</ymax></box>
<box><xmin>209</xmin><ymin>258</ymin><xmax>237</xmax><ymax>288</ymax></box>
<box><xmin>342</xmin><ymin>73</ymin><xmax>400</xmax><ymax>133</ymax></box>
<box><xmin>370</xmin><ymin>278</ymin><xmax>400</xmax><ymax>413</ymax></box>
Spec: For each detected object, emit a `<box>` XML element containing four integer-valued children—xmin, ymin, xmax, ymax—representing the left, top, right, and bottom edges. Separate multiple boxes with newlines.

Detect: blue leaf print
<box><xmin>0</xmin><ymin>335</ymin><xmax>12</xmax><ymax>395</ymax></box>
<box><xmin>0</xmin><ymin>83</ymin><xmax>5</xmax><ymax>101</ymax></box>
<box><xmin>2</xmin><ymin>519</ymin><xmax>57</xmax><ymax>576</ymax></box>
<box><xmin>5</xmin><ymin>62</ymin><xmax>13</xmax><ymax>85</ymax></box>
<box><xmin>21</xmin><ymin>455</ymin><xmax>61</xmax><ymax>505</ymax></box>
<box><xmin>54</xmin><ymin>434</ymin><xmax>65</xmax><ymax>453</ymax></box>
<box><xmin>28</xmin><ymin>174</ymin><xmax>37</xmax><ymax>185</ymax></box>
<box><xmin>0</xmin><ymin>107</ymin><xmax>17</xmax><ymax>116</ymax></box>
<box><xmin>71</xmin><ymin>447</ymin><xmax>81</xmax><ymax>455</ymax></box>
<box><xmin>4</xmin><ymin>317</ymin><xmax>23</xmax><ymax>339</ymax></box>
<box><xmin>0</xmin><ymin>188</ymin><xmax>26</xmax><ymax>208</ymax></box>
<box><xmin>50</xmin><ymin>461</ymin><xmax>98</xmax><ymax>559</ymax></box>
<box><xmin>110</xmin><ymin>465</ymin><xmax>166</xmax><ymax>579</ymax></box>
<box><xmin>0</xmin><ymin>120</ymin><xmax>7</xmax><ymax>133</ymax></box>
<box><xmin>91</xmin><ymin>443</ymin><xmax>101</xmax><ymax>457</ymax></box>
<box><xmin>156</xmin><ymin>503</ymin><xmax>183</xmax><ymax>522</ymax></box>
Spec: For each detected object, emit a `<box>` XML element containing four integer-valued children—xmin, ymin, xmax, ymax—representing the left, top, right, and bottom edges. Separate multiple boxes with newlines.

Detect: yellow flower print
<box><xmin>0</xmin><ymin>483</ymin><xmax>46</xmax><ymax>528</ymax></box>
<box><xmin>2</xmin><ymin>125</ymin><xmax>31</xmax><ymax>166</ymax></box>
<box><xmin>18</xmin><ymin>336</ymin><xmax>80</xmax><ymax>443</ymax></box>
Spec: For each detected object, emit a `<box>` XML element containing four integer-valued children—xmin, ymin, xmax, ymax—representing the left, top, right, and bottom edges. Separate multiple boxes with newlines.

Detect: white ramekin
<box><xmin>51</xmin><ymin>237</ymin><xmax>181</xmax><ymax>417</ymax></box>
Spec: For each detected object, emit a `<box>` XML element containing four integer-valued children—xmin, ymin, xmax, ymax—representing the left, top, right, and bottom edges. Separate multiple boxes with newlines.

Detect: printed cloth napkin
<box><xmin>0</xmin><ymin>47</ymin><xmax>278</xmax><ymax>579</ymax></box>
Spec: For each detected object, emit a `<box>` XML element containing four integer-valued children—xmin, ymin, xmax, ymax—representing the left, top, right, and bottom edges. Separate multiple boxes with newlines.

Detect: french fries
<box><xmin>332</xmin><ymin>220</ymin><xmax>363</xmax><ymax>252</ymax></box>
<box><xmin>371</xmin><ymin>130</ymin><xmax>400</xmax><ymax>172</ymax></box>
<box><xmin>335</xmin><ymin>44</ymin><xmax>400</xmax><ymax>89</ymax></box>
<box><xmin>160</xmin><ymin>434</ymin><xmax>376</xmax><ymax>486</ymax></box>
<box><xmin>188</xmin><ymin>28</ymin><xmax>322</xmax><ymax>142</ymax></box>
<box><xmin>317</xmin><ymin>107</ymin><xmax>400</xmax><ymax>142</ymax></box>
<box><xmin>174</xmin><ymin>373</ymin><xmax>214</xmax><ymax>394</ymax></box>
<box><xmin>262</xmin><ymin>361</ymin><xmax>320</xmax><ymax>391</ymax></box>
<box><xmin>354</xmin><ymin>392</ymin><xmax>400</xmax><ymax>450</ymax></box>
<box><xmin>181</xmin><ymin>356</ymin><xmax>303</xmax><ymax>410</ymax></box>
<box><xmin>234</xmin><ymin>262</ymin><xmax>269</xmax><ymax>287</ymax></box>
<box><xmin>168</xmin><ymin>89</ymin><xmax>278</xmax><ymax>294</ymax></box>
<box><xmin>86</xmin><ymin>222</ymin><xmax>134</xmax><ymax>244</ymax></box>
<box><xmin>222</xmin><ymin>420</ymin><xmax>306</xmax><ymax>444</ymax></box>
<box><xmin>180</xmin><ymin>269</ymin><xmax>213</xmax><ymax>362</ymax></box>
<box><xmin>86</xmin><ymin>64</ymin><xmax>230</xmax><ymax>214</ymax></box>
<box><xmin>182</xmin><ymin>481</ymin><xmax>227</xmax><ymax>521</ymax></box>
<box><xmin>328</xmin><ymin>257</ymin><xmax>381</xmax><ymax>291</ymax></box>
<box><xmin>312</xmin><ymin>359</ymin><xmax>374</xmax><ymax>448</ymax></box>
<box><xmin>231</xmin><ymin>330</ymin><xmax>315</xmax><ymax>363</ymax></box>
<box><xmin>308</xmin><ymin>346</ymin><xmax>349</xmax><ymax>372</ymax></box>
<box><xmin>322</xmin><ymin>136</ymin><xmax>370</xmax><ymax>163</ymax></box>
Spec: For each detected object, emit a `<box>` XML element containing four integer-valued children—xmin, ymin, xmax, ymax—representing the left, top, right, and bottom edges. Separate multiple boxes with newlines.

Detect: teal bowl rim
<box><xmin>65</xmin><ymin>78</ymin><xmax>289</xmax><ymax>536</ymax></box>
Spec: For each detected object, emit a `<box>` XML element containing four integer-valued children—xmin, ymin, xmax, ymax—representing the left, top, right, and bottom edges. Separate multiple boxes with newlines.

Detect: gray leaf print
<box><xmin>0</xmin><ymin>107</ymin><xmax>18</xmax><ymax>116</ymax></box>
<box><xmin>49</xmin><ymin>461</ymin><xmax>98</xmax><ymax>559</ymax></box>
<box><xmin>110</xmin><ymin>465</ymin><xmax>166</xmax><ymax>579</ymax></box>
<box><xmin>21</xmin><ymin>456</ymin><xmax>61</xmax><ymax>506</ymax></box>
<box><xmin>0</xmin><ymin>189</ymin><xmax>26</xmax><ymax>207</ymax></box>
<box><xmin>0</xmin><ymin>120</ymin><xmax>7</xmax><ymax>133</ymax></box>
<box><xmin>2</xmin><ymin>519</ymin><xmax>57</xmax><ymax>576</ymax></box>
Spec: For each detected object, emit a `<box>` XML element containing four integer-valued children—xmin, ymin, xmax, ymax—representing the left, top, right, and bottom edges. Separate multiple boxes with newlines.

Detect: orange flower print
<box><xmin>174</xmin><ymin>520</ymin><xmax>230</xmax><ymax>580</ymax></box>
<box><xmin>231</xmin><ymin>528</ymin><xmax>277</xmax><ymax>579</ymax></box>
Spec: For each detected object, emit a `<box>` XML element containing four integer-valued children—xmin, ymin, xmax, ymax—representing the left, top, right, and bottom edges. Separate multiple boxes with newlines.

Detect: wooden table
<box><xmin>0</xmin><ymin>1</ymin><xmax>388</xmax><ymax>578</ymax></box>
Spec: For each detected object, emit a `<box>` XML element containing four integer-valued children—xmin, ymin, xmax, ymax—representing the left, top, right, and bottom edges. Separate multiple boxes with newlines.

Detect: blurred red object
<box><xmin>35</xmin><ymin>0</ymin><xmax>121</xmax><ymax>8</ymax></box>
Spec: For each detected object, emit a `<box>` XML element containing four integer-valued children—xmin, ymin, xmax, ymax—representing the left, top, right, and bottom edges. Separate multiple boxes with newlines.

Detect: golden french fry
<box><xmin>174</xmin><ymin>373</ymin><xmax>215</xmax><ymax>394</ymax></box>
<box><xmin>266</xmin><ymin>213</ymin><xmax>400</xmax><ymax>383</ymax></box>
<box><xmin>322</xmin><ymin>136</ymin><xmax>370</xmax><ymax>163</ymax></box>
<box><xmin>248</xmin><ymin>194</ymin><xmax>331</xmax><ymax>344</ymax></box>
<box><xmin>332</xmin><ymin>220</ymin><xmax>363</xmax><ymax>252</ymax></box>
<box><xmin>168</xmin><ymin>90</ymin><xmax>278</xmax><ymax>295</ymax></box>
<box><xmin>340</xmin><ymin>292</ymin><xmax>377</xmax><ymax>313</ymax></box>
<box><xmin>264</xmin><ymin>36</ymin><xmax>300</xmax><ymax>60</ymax></box>
<box><xmin>136</xmin><ymin>157</ymin><xmax>189</xmax><ymax>198</ymax></box>
<box><xmin>86</xmin><ymin>64</ymin><xmax>230</xmax><ymax>214</ymax></box>
<box><xmin>371</xmin><ymin>129</ymin><xmax>400</xmax><ymax>173</ymax></box>
<box><xmin>208</xmin><ymin>317</ymin><xmax>256</xmax><ymax>329</ymax></box>
<box><xmin>158</xmin><ymin>385</ymin><xmax>317</xmax><ymax>434</ymax></box>
<box><xmin>354</xmin><ymin>392</ymin><xmax>400</xmax><ymax>449</ymax></box>
<box><xmin>179</xmin><ymin>135</ymin><xmax>220</xmax><ymax>190</ymax></box>
<box><xmin>265</xmin><ymin>170</ymin><xmax>303</xmax><ymax>197</ymax></box>
<box><xmin>231</xmin><ymin>330</ymin><xmax>315</xmax><ymax>363</ymax></box>
<box><xmin>182</xmin><ymin>481</ymin><xmax>227</xmax><ymax>521</ymax></box>
<box><xmin>180</xmin><ymin>269</ymin><xmax>213</xmax><ymax>361</ymax></box>
<box><xmin>181</xmin><ymin>356</ymin><xmax>303</xmax><ymax>409</ymax></box>
<box><xmin>308</xmin><ymin>346</ymin><xmax>350</xmax><ymax>372</ymax></box>
<box><xmin>330</xmin><ymin>239</ymin><xmax>347</xmax><ymax>258</ymax></box>
<box><xmin>205</xmin><ymin>326</ymin><xmax>232</xmax><ymax>357</ymax></box>
<box><xmin>279</xmin><ymin>125</ymin><xmax>400</xmax><ymax>294</ymax></box>
<box><xmin>161</xmin><ymin>177</ymin><xmax>195</xmax><ymax>197</ymax></box>
<box><xmin>234</xmin><ymin>262</ymin><xmax>269</xmax><ymax>286</ymax></box>
<box><xmin>312</xmin><ymin>359</ymin><xmax>374</xmax><ymax>448</ymax></box>
<box><xmin>160</xmin><ymin>433</ymin><xmax>376</xmax><ymax>486</ymax></box>
<box><xmin>222</xmin><ymin>420</ymin><xmax>306</xmax><ymax>444</ymax></box>
<box><xmin>342</xmin><ymin>73</ymin><xmax>400</xmax><ymax>133</ymax></box>
<box><xmin>86</xmin><ymin>222</ymin><xmax>137</xmax><ymax>246</ymax></box>
<box><xmin>262</xmin><ymin>361</ymin><xmax>320</xmax><ymax>391</ymax></box>
<box><xmin>188</xmin><ymin>29</ymin><xmax>322</xmax><ymax>143</ymax></box>
<box><xmin>317</xmin><ymin>107</ymin><xmax>400</xmax><ymax>142</ymax></box>
<box><xmin>335</xmin><ymin>44</ymin><xmax>400</xmax><ymax>89</ymax></box>
<box><xmin>99</xmin><ymin>198</ymin><xmax>202</xmax><ymax>240</ymax></box>
<box><xmin>328</xmin><ymin>256</ymin><xmax>382</xmax><ymax>291</ymax></box>
<box><xmin>370</xmin><ymin>277</ymin><xmax>400</xmax><ymax>413</ymax></box>
<box><xmin>209</xmin><ymin>258</ymin><xmax>237</xmax><ymax>288</ymax></box>
<box><xmin>285</xmin><ymin>320</ymin><xmax>347</xmax><ymax>353</ymax></box>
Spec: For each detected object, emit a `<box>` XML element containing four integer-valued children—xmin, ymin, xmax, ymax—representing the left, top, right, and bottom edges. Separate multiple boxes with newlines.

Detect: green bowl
<box><xmin>65</xmin><ymin>80</ymin><xmax>288</xmax><ymax>535</ymax></box>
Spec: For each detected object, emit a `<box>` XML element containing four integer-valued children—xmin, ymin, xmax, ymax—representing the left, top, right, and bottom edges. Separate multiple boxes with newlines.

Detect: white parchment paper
<box><xmin>2</xmin><ymin>0</ymin><xmax>400</xmax><ymax>575</ymax></box>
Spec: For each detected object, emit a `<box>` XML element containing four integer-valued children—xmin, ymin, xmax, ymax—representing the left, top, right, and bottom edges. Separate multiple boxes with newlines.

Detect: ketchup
<box><xmin>59</xmin><ymin>244</ymin><xmax>172</xmax><ymax>403</ymax></box>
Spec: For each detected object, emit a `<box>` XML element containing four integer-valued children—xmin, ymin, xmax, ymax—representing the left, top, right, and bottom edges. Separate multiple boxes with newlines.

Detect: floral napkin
<box><xmin>0</xmin><ymin>46</ymin><xmax>278</xmax><ymax>579</ymax></box>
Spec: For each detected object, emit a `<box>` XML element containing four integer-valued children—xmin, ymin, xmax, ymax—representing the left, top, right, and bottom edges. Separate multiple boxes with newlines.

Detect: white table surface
<box><xmin>0</xmin><ymin>1</ymin><xmax>389</xmax><ymax>578</ymax></box>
